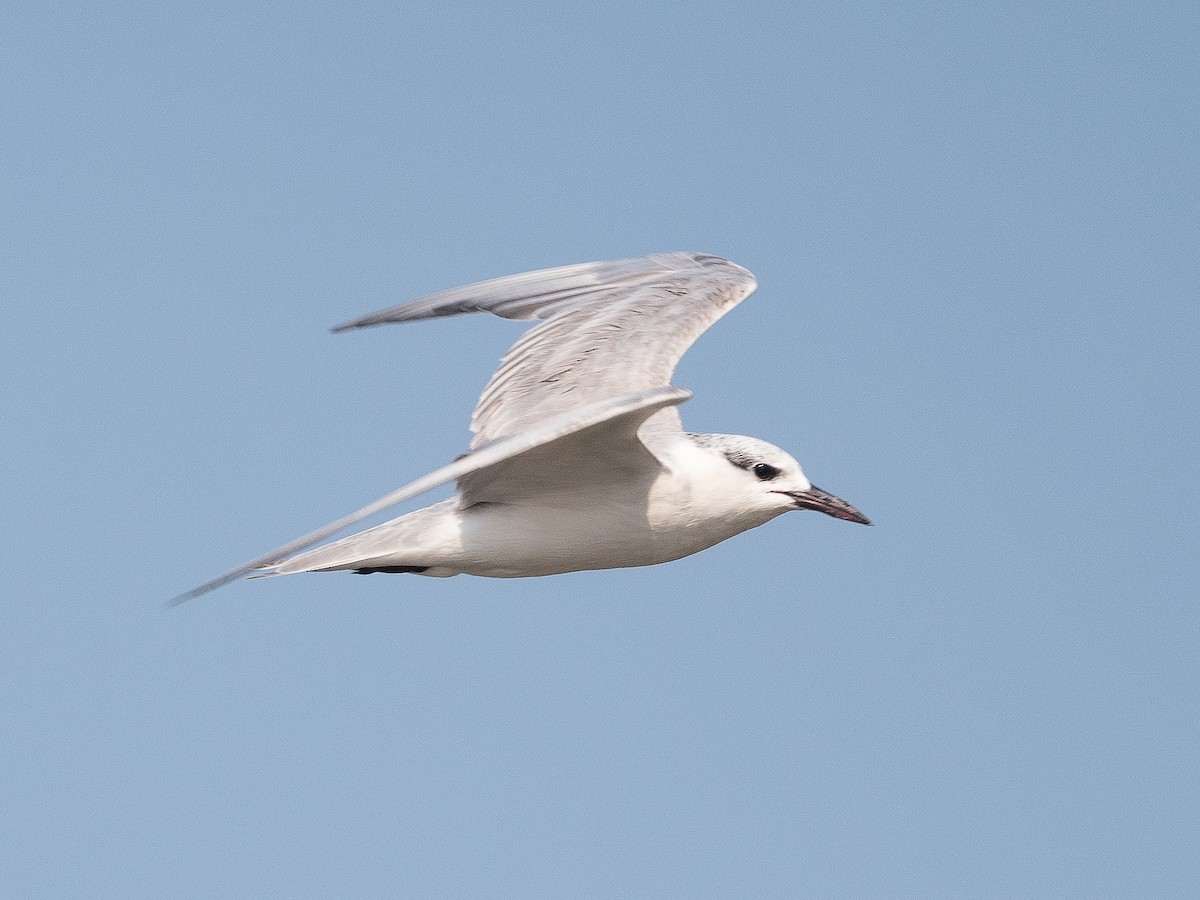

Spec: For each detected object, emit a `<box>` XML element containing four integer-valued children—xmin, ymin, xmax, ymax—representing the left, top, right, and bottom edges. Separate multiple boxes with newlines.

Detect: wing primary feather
<box><xmin>328</xmin><ymin>253</ymin><xmax>709</xmax><ymax>332</ymax></box>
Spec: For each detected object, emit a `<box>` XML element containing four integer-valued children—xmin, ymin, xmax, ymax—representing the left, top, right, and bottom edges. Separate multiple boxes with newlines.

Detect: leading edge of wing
<box><xmin>163</xmin><ymin>386</ymin><xmax>691</xmax><ymax>608</ymax></box>
<box><xmin>328</xmin><ymin>252</ymin><xmax>754</xmax><ymax>331</ymax></box>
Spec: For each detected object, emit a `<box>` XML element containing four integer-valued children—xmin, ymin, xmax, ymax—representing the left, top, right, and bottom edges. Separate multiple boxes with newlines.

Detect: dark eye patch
<box><xmin>720</xmin><ymin>448</ymin><xmax>756</xmax><ymax>470</ymax></box>
<box><xmin>703</xmin><ymin>437</ymin><xmax>785</xmax><ymax>480</ymax></box>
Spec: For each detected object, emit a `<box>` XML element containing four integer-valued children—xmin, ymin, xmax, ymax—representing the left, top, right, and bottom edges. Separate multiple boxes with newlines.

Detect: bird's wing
<box><xmin>333</xmin><ymin>252</ymin><xmax>757</xmax><ymax>445</ymax></box>
<box><xmin>165</xmin><ymin>387</ymin><xmax>689</xmax><ymax>607</ymax></box>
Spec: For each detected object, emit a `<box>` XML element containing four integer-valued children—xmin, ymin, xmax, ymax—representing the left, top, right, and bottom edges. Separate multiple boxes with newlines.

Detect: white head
<box><xmin>686</xmin><ymin>433</ymin><xmax>871</xmax><ymax>526</ymax></box>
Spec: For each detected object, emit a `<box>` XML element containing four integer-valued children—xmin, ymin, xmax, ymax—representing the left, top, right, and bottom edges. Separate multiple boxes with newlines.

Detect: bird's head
<box><xmin>687</xmin><ymin>434</ymin><xmax>872</xmax><ymax>525</ymax></box>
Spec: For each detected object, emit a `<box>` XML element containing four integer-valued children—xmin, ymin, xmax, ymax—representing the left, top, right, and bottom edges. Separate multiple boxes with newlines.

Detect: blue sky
<box><xmin>3</xmin><ymin>1</ymin><xmax>1197</xmax><ymax>896</ymax></box>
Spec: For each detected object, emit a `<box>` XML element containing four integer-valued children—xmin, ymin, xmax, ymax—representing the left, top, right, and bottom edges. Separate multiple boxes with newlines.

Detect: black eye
<box><xmin>752</xmin><ymin>463</ymin><xmax>780</xmax><ymax>481</ymax></box>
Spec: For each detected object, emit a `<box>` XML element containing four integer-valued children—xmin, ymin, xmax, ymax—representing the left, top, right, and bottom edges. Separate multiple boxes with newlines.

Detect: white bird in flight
<box><xmin>168</xmin><ymin>252</ymin><xmax>869</xmax><ymax>607</ymax></box>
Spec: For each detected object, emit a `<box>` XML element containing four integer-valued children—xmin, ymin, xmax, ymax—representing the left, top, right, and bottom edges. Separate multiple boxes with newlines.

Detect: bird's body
<box><xmin>271</xmin><ymin>434</ymin><xmax>792</xmax><ymax>579</ymax></box>
<box><xmin>169</xmin><ymin>252</ymin><xmax>869</xmax><ymax>607</ymax></box>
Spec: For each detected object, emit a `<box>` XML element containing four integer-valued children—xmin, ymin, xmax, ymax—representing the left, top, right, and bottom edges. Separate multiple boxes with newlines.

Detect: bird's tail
<box><xmin>253</xmin><ymin>499</ymin><xmax>459</xmax><ymax>576</ymax></box>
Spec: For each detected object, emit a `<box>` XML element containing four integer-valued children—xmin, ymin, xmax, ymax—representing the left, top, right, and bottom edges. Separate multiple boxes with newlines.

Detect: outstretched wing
<box><xmin>333</xmin><ymin>252</ymin><xmax>757</xmax><ymax>445</ymax></box>
<box><xmin>165</xmin><ymin>387</ymin><xmax>689</xmax><ymax>607</ymax></box>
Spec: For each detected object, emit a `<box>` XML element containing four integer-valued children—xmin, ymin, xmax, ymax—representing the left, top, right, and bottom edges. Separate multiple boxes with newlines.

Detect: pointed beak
<box><xmin>780</xmin><ymin>485</ymin><xmax>872</xmax><ymax>525</ymax></box>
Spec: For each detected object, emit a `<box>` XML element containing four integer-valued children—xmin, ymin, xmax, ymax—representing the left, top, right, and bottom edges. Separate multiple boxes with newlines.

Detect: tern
<box><xmin>168</xmin><ymin>252</ymin><xmax>870</xmax><ymax>607</ymax></box>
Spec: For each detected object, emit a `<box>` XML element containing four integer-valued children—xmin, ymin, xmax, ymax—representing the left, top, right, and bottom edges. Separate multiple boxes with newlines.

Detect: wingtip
<box><xmin>161</xmin><ymin>566</ymin><xmax>257</xmax><ymax>609</ymax></box>
<box><xmin>161</xmin><ymin>590</ymin><xmax>200</xmax><ymax>611</ymax></box>
<box><xmin>330</xmin><ymin>315</ymin><xmax>393</xmax><ymax>333</ymax></box>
